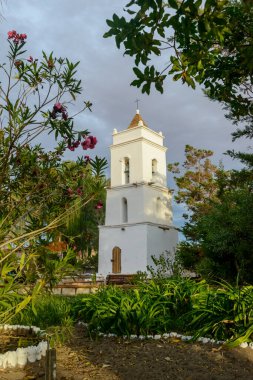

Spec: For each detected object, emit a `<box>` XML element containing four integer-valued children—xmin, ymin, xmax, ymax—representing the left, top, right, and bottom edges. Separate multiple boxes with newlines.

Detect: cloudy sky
<box><xmin>1</xmin><ymin>0</ymin><xmax>247</xmax><ymax>229</ymax></box>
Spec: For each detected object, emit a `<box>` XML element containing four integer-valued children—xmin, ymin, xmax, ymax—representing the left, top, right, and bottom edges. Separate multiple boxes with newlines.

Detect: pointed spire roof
<box><xmin>128</xmin><ymin>109</ymin><xmax>148</xmax><ymax>129</ymax></box>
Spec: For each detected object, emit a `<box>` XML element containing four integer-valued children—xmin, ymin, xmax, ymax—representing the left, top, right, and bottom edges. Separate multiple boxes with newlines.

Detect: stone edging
<box><xmin>0</xmin><ymin>324</ymin><xmax>47</xmax><ymax>369</ymax></box>
<box><xmin>78</xmin><ymin>322</ymin><xmax>253</xmax><ymax>349</ymax></box>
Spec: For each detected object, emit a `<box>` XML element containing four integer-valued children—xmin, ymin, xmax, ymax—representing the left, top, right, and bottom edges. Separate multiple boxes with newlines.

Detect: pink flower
<box><xmin>20</xmin><ymin>34</ymin><xmax>27</xmax><ymax>40</ymax></box>
<box><xmin>73</xmin><ymin>141</ymin><xmax>80</xmax><ymax>148</ymax></box>
<box><xmin>8</xmin><ymin>31</ymin><xmax>27</xmax><ymax>44</ymax></box>
<box><xmin>53</xmin><ymin>102</ymin><xmax>63</xmax><ymax>112</ymax></box>
<box><xmin>8</xmin><ymin>30</ymin><xmax>17</xmax><ymax>39</ymax></box>
<box><xmin>27</xmin><ymin>56</ymin><xmax>33</xmax><ymax>62</ymax></box>
<box><xmin>76</xmin><ymin>187</ymin><xmax>82</xmax><ymax>196</ymax></box>
<box><xmin>84</xmin><ymin>155</ymin><xmax>90</xmax><ymax>166</ymax></box>
<box><xmin>95</xmin><ymin>200</ymin><xmax>103</xmax><ymax>210</ymax></box>
<box><xmin>81</xmin><ymin>135</ymin><xmax>97</xmax><ymax>150</ymax></box>
<box><xmin>67</xmin><ymin>188</ymin><xmax>74</xmax><ymax>196</ymax></box>
<box><xmin>62</xmin><ymin>111</ymin><xmax>68</xmax><ymax>120</ymax></box>
<box><xmin>68</xmin><ymin>145</ymin><xmax>75</xmax><ymax>151</ymax></box>
<box><xmin>50</xmin><ymin>111</ymin><xmax>56</xmax><ymax>119</ymax></box>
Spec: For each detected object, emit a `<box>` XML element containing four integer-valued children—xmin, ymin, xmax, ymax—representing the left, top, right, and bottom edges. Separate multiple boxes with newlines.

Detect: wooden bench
<box><xmin>106</xmin><ymin>274</ymin><xmax>136</xmax><ymax>285</ymax></box>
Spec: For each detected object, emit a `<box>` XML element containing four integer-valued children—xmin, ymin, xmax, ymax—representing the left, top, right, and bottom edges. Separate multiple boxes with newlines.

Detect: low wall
<box><xmin>52</xmin><ymin>282</ymin><xmax>103</xmax><ymax>296</ymax></box>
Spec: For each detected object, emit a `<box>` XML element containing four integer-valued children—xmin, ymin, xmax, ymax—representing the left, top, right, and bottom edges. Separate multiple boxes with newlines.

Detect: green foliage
<box><xmin>176</xmin><ymin>241</ymin><xmax>203</xmax><ymax>271</ymax></box>
<box><xmin>189</xmin><ymin>281</ymin><xmax>253</xmax><ymax>345</ymax></box>
<box><xmin>0</xmin><ymin>31</ymin><xmax>107</xmax><ymax>323</ymax></box>
<box><xmin>105</xmin><ymin>1</ymin><xmax>253</xmax><ymax>144</ymax></box>
<box><xmin>12</xmin><ymin>295</ymin><xmax>73</xmax><ymax>329</ymax></box>
<box><xmin>147</xmin><ymin>251</ymin><xmax>182</xmax><ymax>279</ymax></box>
<box><xmin>0</xmin><ymin>251</ymin><xmax>44</xmax><ymax>324</ymax></box>
<box><xmin>78</xmin><ymin>253</ymin><xmax>98</xmax><ymax>272</ymax></box>
<box><xmin>177</xmin><ymin>188</ymin><xmax>253</xmax><ymax>283</ymax></box>
<box><xmin>170</xmin><ymin>145</ymin><xmax>253</xmax><ymax>284</ymax></box>
<box><xmin>74</xmin><ymin>278</ymin><xmax>253</xmax><ymax>346</ymax></box>
<box><xmin>75</xmin><ymin>278</ymin><xmax>203</xmax><ymax>336</ymax></box>
<box><xmin>12</xmin><ymin>295</ymin><xmax>75</xmax><ymax>346</ymax></box>
<box><xmin>32</xmin><ymin>248</ymin><xmax>77</xmax><ymax>290</ymax></box>
<box><xmin>196</xmin><ymin>189</ymin><xmax>253</xmax><ymax>283</ymax></box>
<box><xmin>168</xmin><ymin>145</ymin><xmax>225</xmax><ymax>222</ymax></box>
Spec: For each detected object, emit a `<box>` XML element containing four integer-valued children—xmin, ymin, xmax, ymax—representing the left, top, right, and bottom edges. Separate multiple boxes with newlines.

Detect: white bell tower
<box><xmin>98</xmin><ymin>110</ymin><xmax>178</xmax><ymax>276</ymax></box>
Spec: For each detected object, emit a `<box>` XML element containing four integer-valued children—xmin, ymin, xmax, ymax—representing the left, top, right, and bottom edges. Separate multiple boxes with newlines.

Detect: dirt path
<box><xmin>1</xmin><ymin>327</ymin><xmax>253</xmax><ymax>380</ymax></box>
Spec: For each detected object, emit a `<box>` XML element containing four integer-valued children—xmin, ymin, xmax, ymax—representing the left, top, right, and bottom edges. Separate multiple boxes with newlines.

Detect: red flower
<box><xmin>14</xmin><ymin>60</ymin><xmax>22</xmax><ymax>67</ymax></box>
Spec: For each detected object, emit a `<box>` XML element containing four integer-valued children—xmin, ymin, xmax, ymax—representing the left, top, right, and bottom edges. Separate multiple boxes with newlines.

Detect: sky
<box><xmin>0</xmin><ymin>0</ymin><xmax>248</xmax><ymax>230</ymax></box>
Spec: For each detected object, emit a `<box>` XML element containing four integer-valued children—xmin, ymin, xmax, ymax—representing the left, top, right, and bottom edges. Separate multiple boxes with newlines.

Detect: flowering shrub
<box><xmin>8</xmin><ymin>30</ymin><xmax>27</xmax><ymax>43</ymax></box>
<box><xmin>0</xmin><ymin>31</ymin><xmax>107</xmax><ymax>323</ymax></box>
<box><xmin>81</xmin><ymin>135</ymin><xmax>97</xmax><ymax>150</ymax></box>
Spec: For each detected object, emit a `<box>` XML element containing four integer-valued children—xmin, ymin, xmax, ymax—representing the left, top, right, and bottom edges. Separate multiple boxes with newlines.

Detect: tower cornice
<box><xmin>113</xmin><ymin>124</ymin><xmax>164</xmax><ymax>139</ymax></box>
<box><xmin>106</xmin><ymin>181</ymin><xmax>171</xmax><ymax>193</ymax></box>
<box><xmin>110</xmin><ymin>137</ymin><xmax>167</xmax><ymax>152</ymax></box>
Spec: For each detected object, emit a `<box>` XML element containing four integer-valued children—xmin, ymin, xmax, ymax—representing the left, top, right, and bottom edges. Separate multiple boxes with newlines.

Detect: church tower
<box><xmin>98</xmin><ymin>110</ymin><xmax>178</xmax><ymax>276</ymax></box>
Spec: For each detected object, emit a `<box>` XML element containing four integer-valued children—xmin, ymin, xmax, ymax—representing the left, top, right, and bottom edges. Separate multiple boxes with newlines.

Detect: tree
<box><xmin>105</xmin><ymin>1</ymin><xmax>253</xmax><ymax>144</ymax></box>
<box><xmin>0</xmin><ymin>30</ymin><xmax>107</xmax><ymax>322</ymax></box>
<box><xmin>171</xmin><ymin>146</ymin><xmax>253</xmax><ymax>283</ymax></box>
<box><xmin>195</xmin><ymin>189</ymin><xmax>253</xmax><ymax>283</ymax></box>
<box><xmin>168</xmin><ymin>145</ymin><xmax>223</xmax><ymax>222</ymax></box>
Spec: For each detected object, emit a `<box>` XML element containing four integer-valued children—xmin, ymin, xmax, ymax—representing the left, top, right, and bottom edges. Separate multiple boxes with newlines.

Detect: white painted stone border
<box><xmin>77</xmin><ymin>322</ymin><xmax>253</xmax><ymax>349</ymax></box>
<box><xmin>0</xmin><ymin>324</ymin><xmax>47</xmax><ymax>369</ymax></box>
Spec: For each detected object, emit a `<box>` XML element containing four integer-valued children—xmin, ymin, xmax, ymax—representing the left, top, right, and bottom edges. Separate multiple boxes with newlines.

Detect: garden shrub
<box><xmin>12</xmin><ymin>295</ymin><xmax>75</xmax><ymax>329</ymax></box>
<box><xmin>74</xmin><ymin>278</ymin><xmax>253</xmax><ymax>345</ymax></box>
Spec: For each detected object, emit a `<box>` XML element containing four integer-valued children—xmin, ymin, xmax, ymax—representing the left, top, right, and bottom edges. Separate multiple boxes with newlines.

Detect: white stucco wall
<box><xmin>105</xmin><ymin>184</ymin><xmax>173</xmax><ymax>226</ymax></box>
<box><xmin>98</xmin><ymin>223</ymin><xmax>178</xmax><ymax>275</ymax></box>
<box><xmin>110</xmin><ymin>127</ymin><xmax>167</xmax><ymax>187</ymax></box>
<box><xmin>146</xmin><ymin>225</ymin><xmax>178</xmax><ymax>268</ymax></box>
<box><xmin>113</xmin><ymin>126</ymin><xmax>164</xmax><ymax>146</ymax></box>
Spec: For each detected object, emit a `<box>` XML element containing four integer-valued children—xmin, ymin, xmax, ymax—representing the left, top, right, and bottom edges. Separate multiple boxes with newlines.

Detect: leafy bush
<box><xmin>75</xmin><ymin>278</ymin><xmax>205</xmax><ymax>336</ymax></box>
<box><xmin>12</xmin><ymin>294</ymin><xmax>75</xmax><ymax>329</ymax></box>
<box><xmin>189</xmin><ymin>282</ymin><xmax>253</xmax><ymax>345</ymax></box>
<box><xmin>74</xmin><ymin>279</ymin><xmax>253</xmax><ymax>346</ymax></box>
<box><xmin>11</xmin><ymin>294</ymin><xmax>76</xmax><ymax>346</ymax></box>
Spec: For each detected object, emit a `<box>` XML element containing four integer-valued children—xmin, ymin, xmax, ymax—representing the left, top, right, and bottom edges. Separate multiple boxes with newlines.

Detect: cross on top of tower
<box><xmin>128</xmin><ymin>102</ymin><xmax>148</xmax><ymax>129</ymax></box>
<box><xmin>135</xmin><ymin>99</ymin><xmax>140</xmax><ymax>113</ymax></box>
